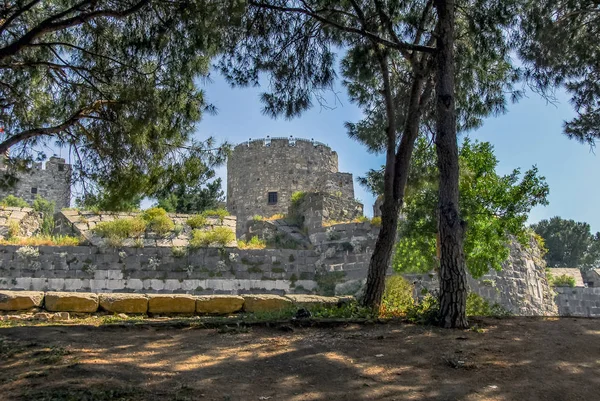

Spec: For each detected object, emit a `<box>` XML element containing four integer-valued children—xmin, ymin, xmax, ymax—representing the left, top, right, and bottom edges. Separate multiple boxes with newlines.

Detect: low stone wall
<box><xmin>0</xmin><ymin>290</ymin><xmax>341</xmax><ymax>316</ymax></box>
<box><xmin>554</xmin><ymin>287</ymin><xmax>600</xmax><ymax>317</ymax></box>
<box><xmin>0</xmin><ymin>244</ymin><xmax>372</xmax><ymax>296</ymax></box>
<box><xmin>0</xmin><ymin>206</ymin><xmax>40</xmax><ymax>238</ymax></box>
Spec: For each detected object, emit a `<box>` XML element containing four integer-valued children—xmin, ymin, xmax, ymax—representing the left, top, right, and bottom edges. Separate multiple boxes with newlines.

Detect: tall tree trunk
<box><xmin>434</xmin><ymin>0</ymin><xmax>468</xmax><ymax>329</ymax></box>
<box><xmin>362</xmin><ymin>51</ymin><xmax>426</xmax><ymax>309</ymax></box>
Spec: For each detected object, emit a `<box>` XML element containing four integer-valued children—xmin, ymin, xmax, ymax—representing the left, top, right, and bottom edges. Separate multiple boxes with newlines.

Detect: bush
<box><xmin>201</xmin><ymin>208</ymin><xmax>229</xmax><ymax>223</ymax></box>
<box><xmin>290</xmin><ymin>191</ymin><xmax>306</xmax><ymax>206</ymax></box>
<box><xmin>405</xmin><ymin>293</ymin><xmax>440</xmax><ymax>325</ymax></box>
<box><xmin>186</xmin><ymin>214</ymin><xmax>207</xmax><ymax>229</ymax></box>
<box><xmin>33</xmin><ymin>196</ymin><xmax>56</xmax><ymax>235</ymax></box>
<box><xmin>7</xmin><ymin>220</ymin><xmax>20</xmax><ymax>238</ymax></box>
<box><xmin>252</xmin><ymin>215</ymin><xmax>264</xmax><ymax>221</ymax></box>
<box><xmin>93</xmin><ymin>218</ymin><xmax>147</xmax><ymax>240</ymax></box>
<box><xmin>547</xmin><ymin>271</ymin><xmax>576</xmax><ymax>288</ymax></box>
<box><xmin>141</xmin><ymin>207</ymin><xmax>174</xmax><ymax>235</ymax></box>
<box><xmin>370</xmin><ymin>216</ymin><xmax>382</xmax><ymax>226</ymax></box>
<box><xmin>238</xmin><ymin>236</ymin><xmax>267</xmax><ymax>249</ymax></box>
<box><xmin>466</xmin><ymin>293</ymin><xmax>512</xmax><ymax>317</ymax></box>
<box><xmin>380</xmin><ymin>276</ymin><xmax>415</xmax><ymax>317</ymax></box>
<box><xmin>356</xmin><ymin>215</ymin><xmax>369</xmax><ymax>223</ymax></box>
<box><xmin>189</xmin><ymin>227</ymin><xmax>235</xmax><ymax>248</ymax></box>
<box><xmin>0</xmin><ymin>195</ymin><xmax>29</xmax><ymax>208</ymax></box>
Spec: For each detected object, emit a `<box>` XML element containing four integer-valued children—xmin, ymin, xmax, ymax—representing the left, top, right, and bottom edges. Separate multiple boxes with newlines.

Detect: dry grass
<box><xmin>0</xmin><ymin>235</ymin><xmax>82</xmax><ymax>246</ymax></box>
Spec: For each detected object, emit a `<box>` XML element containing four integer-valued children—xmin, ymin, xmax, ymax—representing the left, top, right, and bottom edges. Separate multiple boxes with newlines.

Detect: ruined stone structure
<box><xmin>0</xmin><ymin>156</ymin><xmax>71</xmax><ymax>210</ymax></box>
<box><xmin>227</xmin><ymin>137</ymin><xmax>355</xmax><ymax>235</ymax></box>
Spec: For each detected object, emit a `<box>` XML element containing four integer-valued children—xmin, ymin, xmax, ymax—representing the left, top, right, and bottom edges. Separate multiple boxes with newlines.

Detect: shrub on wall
<box><xmin>141</xmin><ymin>207</ymin><xmax>174</xmax><ymax>235</ymax></box>
<box><xmin>238</xmin><ymin>236</ymin><xmax>267</xmax><ymax>249</ymax></box>
<box><xmin>189</xmin><ymin>227</ymin><xmax>235</xmax><ymax>248</ymax></box>
<box><xmin>186</xmin><ymin>214</ymin><xmax>207</xmax><ymax>229</ymax></box>
<box><xmin>33</xmin><ymin>196</ymin><xmax>56</xmax><ymax>235</ymax></box>
<box><xmin>0</xmin><ymin>195</ymin><xmax>29</xmax><ymax>208</ymax></box>
<box><xmin>201</xmin><ymin>208</ymin><xmax>229</xmax><ymax>223</ymax></box>
<box><xmin>290</xmin><ymin>191</ymin><xmax>306</xmax><ymax>207</ymax></box>
<box><xmin>370</xmin><ymin>216</ymin><xmax>382</xmax><ymax>227</ymax></box>
<box><xmin>93</xmin><ymin>218</ymin><xmax>147</xmax><ymax>241</ymax></box>
<box><xmin>547</xmin><ymin>271</ymin><xmax>576</xmax><ymax>288</ymax></box>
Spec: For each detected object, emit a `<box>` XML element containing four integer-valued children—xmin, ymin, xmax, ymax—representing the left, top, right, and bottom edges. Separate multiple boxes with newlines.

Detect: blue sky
<box><xmin>196</xmin><ymin>73</ymin><xmax>599</xmax><ymax>231</ymax></box>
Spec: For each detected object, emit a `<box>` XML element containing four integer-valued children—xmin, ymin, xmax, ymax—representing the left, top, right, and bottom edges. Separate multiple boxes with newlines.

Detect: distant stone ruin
<box><xmin>0</xmin><ymin>156</ymin><xmax>71</xmax><ymax>210</ymax></box>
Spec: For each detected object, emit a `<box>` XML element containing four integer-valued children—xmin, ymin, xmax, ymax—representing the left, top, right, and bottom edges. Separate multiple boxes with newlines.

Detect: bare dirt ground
<box><xmin>0</xmin><ymin>317</ymin><xmax>599</xmax><ymax>401</ymax></box>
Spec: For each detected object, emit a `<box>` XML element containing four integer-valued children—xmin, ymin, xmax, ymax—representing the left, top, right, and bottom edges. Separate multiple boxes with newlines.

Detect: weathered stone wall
<box><xmin>290</xmin><ymin>193</ymin><xmax>364</xmax><ymax>230</ymax></box>
<box><xmin>0</xmin><ymin>157</ymin><xmax>71</xmax><ymax>210</ymax></box>
<box><xmin>0</xmin><ymin>207</ymin><xmax>40</xmax><ymax>238</ymax></box>
<box><xmin>0</xmin><ymin>244</ymin><xmax>372</xmax><ymax>296</ymax></box>
<box><xmin>555</xmin><ymin>287</ymin><xmax>600</xmax><ymax>317</ymax></box>
<box><xmin>226</xmin><ymin>138</ymin><xmax>355</xmax><ymax>235</ymax></box>
<box><xmin>402</xmin><ymin>239</ymin><xmax>558</xmax><ymax>316</ymax></box>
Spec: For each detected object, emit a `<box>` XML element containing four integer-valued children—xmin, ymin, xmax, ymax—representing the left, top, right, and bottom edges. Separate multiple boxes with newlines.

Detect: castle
<box><xmin>227</xmin><ymin>137</ymin><xmax>357</xmax><ymax>235</ymax></box>
<box><xmin>0</xmin><ymin>156</ymin><xmax>71</xmax><ymax>210</ymax></box>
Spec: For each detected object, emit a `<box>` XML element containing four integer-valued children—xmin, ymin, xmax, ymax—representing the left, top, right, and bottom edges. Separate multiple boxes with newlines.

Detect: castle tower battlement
<box><xmin>227</xmin><ymin>137</ymin><xmax>355</xmax><ymax>235</ymax></box>
<box><xmin>0</xmin><ymin>156</ymin><xmax>71</xmax><ymax>210</ymax></box>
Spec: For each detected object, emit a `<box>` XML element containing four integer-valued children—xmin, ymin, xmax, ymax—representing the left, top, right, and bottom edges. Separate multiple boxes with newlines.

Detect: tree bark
<box><xmin>433</xmin><ymin>0</ymin><xmax>468</xmax><ymax>329</ymax></box>
<box><xmin>362</xmin><ymin>50</ymin><xmax>426</xmax><ymax>309</ymax></box>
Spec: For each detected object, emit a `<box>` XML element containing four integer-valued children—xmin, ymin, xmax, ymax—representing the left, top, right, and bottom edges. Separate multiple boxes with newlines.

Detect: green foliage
<box><xmin>140</xmin><ymin>208</ymin><xmax>174</xmax><ymax>236</ymax></box>
<box><xmin>391</xmin><ymin>137</ymin><xmax>549</xmax><ymax>278</ymax></box>
<box><xmin>0</xmin><ymin>195</ymin><xmax>29</xmax><ymax>208</ymax></box>
<box><xmin>0</xmin><ymin>235</ymin><xmax>81</xmax><ymax>246</ymax></box>
<box><xmin>380</xmin><ymin>276</ymin><xmax>415</xmax><ymax>317</ymax></box>
<box><xmin>189</xmin><ymin>227</ymin><xmax>235</xmax><ymax>248</ymax></box>
<box><xmin>290</xmin><ymin>191</ymin><xmax>307</xmax><ymax>206</ymax></box>
<box><xmin>546</xmin><ymin>271</ymin><xmax>576</xmax><ymax>288</ymax></box>
<box><xmin>155</xmin><ymin>178</ymin><xmax>225</xmax><ymax>214</ymax></box>
<box><xmin>171</xmin><ymin>247</ymin><xmax>188</xmax><ymax>258</ymax></box>
<box><xmin>370</xmin><ymin>216</ymin><xmax>382</xmax><ymax>227</ymax></box>
<box><xmin>0</xmin><ymin>1</ymin><xmax>240</xmax><ymax>209</ymax></box>
<box><xmin>201</xmin><ymin>208</ymin><xmax>229</xmax><ymax>223</ymax></box>
<box><xmin>252</xmin><ymin>215</ymin><xmax>264</xmax><ymax>221</ymax></box>
<box><xmin>186</xmin><ymin>215</ymin><xmax>208</xmax><ymax>229</ymax></box>
<box><xmin>7</xmin><ymin>220</ymin><xmax>20</xmax><ymax>238</ymax></box>
<box><xmin>33</xmin><ymin>196</ymin><xmax>56</xmax><ymax>235</ymax></box>
<box><xmin>238</xmin><ymin>236</ymin><xmax>267</xmax><ymax>249</ymax></box>
<box><xmin>532</xmin><ymin>217</ymin><xmax>600</xmax><ymax>268</ymax></box>
<box><xmin>465</xmin><ymin>293</ymin><xmax>511</xmax><ymax>317</ymax></box>
<box><xmin>518</xmin><ymin>1</ymin><xmax>600</xmax><ymax>145</ymax></box>
<box><xmin>93</xmin><ymin>218</ymin><xmax>147</xmax><ymax>241</ymax></box>
<box><xmin>405</xmin><ymin>294</ymin><xmax>440</xmax><ymax>325</ymax></box>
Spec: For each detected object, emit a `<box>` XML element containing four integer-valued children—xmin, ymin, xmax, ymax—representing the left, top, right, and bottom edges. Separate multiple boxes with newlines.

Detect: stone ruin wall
<box><xmin>226</xmin><ymin>138</ymin><xmax>355</xmax><ymax>236</ymax></box>
<box><xmin>289</xmin><ymin>193</ymin><xmax>364</xmax><ymax>230</ymax></box>
<box><xmin>403</xmin><ymin>238</ymin><xmax>558</xmax><ymax>316</ymax></box>
<box><xmin>0</xmin><ymin>156</ymin><xmax>71</xmax><ymax>210</ymax></box>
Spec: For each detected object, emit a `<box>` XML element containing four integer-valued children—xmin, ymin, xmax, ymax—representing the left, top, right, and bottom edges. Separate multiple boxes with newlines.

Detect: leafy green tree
<box><xmin>155</xmin><ymin>178</ymin><xmax>224</xmax><ymax>214</ymax></box>
<box><xmin>531</xmin><ymin>217</ymin><xmax>600</xmax><ymax>268</ymax></box>
<box><xmin>0</xmin><ymin>0</ymin><xmax>240</xmax><ymax>208</ymax></box>
<box><xmin>375</xmin><ymin>137</ymin><xmax>549</xmax><ymax>277</ymax></box>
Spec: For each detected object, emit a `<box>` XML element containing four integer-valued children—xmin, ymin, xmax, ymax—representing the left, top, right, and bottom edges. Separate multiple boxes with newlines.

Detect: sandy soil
<box><xmin>0</xmin><ymin>317</ymin><xmax>599</xmax><ymax>401</ymax></box>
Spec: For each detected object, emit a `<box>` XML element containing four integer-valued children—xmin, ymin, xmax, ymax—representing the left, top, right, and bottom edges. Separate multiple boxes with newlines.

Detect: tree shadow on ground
<box><xmin>1</xmin><ymin>317</ymin><xmax>599</xmax><ymax>400</ymax></box>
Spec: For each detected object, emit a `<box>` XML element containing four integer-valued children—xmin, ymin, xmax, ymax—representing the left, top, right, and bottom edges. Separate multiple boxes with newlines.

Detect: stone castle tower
<box><xmin>227</xmin><ymin>137</ymin><xmax>355</xmax><ymax>234</ymax></box>
<box><xmin>0</xmin><ymin>156</ymin><xmax>71</xmax><ymax>210</ymax></box>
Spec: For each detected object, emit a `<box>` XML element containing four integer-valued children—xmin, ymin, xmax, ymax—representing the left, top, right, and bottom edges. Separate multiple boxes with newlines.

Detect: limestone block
<box><xmin>0</xmin><ymin>290</ymin><xmax>44</xmax><ymax>311</ymax></box>
<box><xmin>45</xmin><ymin>291</ymin><xmax>99</xmax><ymax>312</ymax></box>
<box><xmin>285</xmin><ymin>294</ymin><xmax>340</xmax><ymax>308</ymax></box>
<box><xmin>242</xmin><ymin>294</ymin><xmax>293</xmax><ymax>313</ymax></box>
<box><xmin>196</xmin><ymin>295</ymin><xmax>244</xmax><ymax>314</ymax></box>
<box><xmin>147</xmin><ymin>294</ymin><xmax>196</xmax><ymax>314</ymax></box>
<box><xmin>99</xmin><ymin>293</ymin><xmax>148</xmax><ymax>314</ymax></box>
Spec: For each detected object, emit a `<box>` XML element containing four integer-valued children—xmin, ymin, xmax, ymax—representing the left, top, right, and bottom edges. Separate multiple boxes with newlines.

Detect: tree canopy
<box><xmin>0</xmin><ymin>0</ymin><xmax>242</xmax><ymax>207</ymax></box>
<box><xmin>531</xmin><ymin>217</ymin><xmax>600</xmax><ymax>269</ymax></box>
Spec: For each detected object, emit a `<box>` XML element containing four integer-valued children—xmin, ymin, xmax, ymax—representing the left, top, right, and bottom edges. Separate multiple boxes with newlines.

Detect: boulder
<box><xmin>242</xmin><ymin>294</ymin><xmax>293</xmax><ymax>313</ymax></box>
<box><xmin>147</xmin><ymin>294</ymin><xmax>196</xmax><ymax>314</ymax></box>
<box><xmin>99</xmin><ymin>293</ymin><xmax>148</xmax><ymax>314</ymax></box>
<box><xmin>285</xmin><ymin>294</ymin><xmax>340</xmax><ymax>308</ymax></box>
<box><xmin>45</xmin><ymin>292</ymin><xmax>99</xmax><ymax>312</ymax></box>
<box><xmin>196</xmin><ymin>295</ymin><xmax>244</xmax><ymax>315</ymax></box>
<box><xmin>0</xmin><ymin>290</ymin><xmax>44</xmax><ymax>311</ymax></box>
